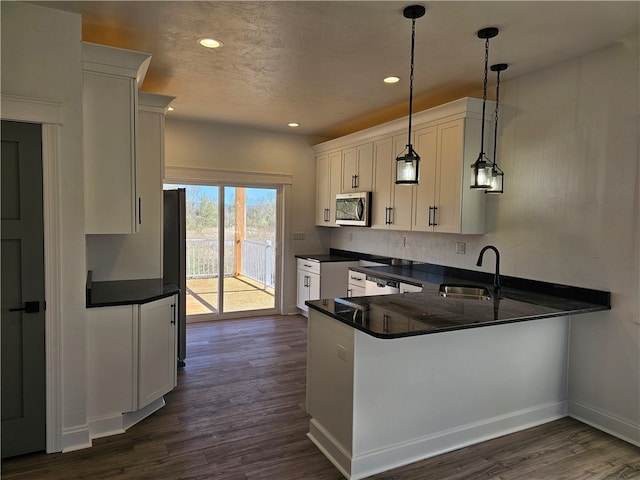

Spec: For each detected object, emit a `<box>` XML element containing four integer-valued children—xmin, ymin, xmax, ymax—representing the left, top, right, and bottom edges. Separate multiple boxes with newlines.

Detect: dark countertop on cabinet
<box><xmin>86</xmin><ymin>272</ymin><xmax>179</xmax><ymax>308</ymax></box>
<box><xmin>306</xmin><ymin>262</ymin><xmax>611</xmax><ymax>339</ymax></box>
<box><xmin>295</xmin><ymin>253</ymin><xmax>358</xmax><ymax>263</ymax></box>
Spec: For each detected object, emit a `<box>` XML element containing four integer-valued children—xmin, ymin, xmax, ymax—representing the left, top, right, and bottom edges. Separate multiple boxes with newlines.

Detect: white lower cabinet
<box><xmin>138</xmin><ymin>296</ymin><xmax>178</xmax><ymax>409</ymax></box>
<box><xmin>400</xmin><ymin>282</ymin><xmax>423</xmax><ymax>293</ymax></box>
<box><xmin>297</xmin><ymin>260</ymin><xmax>321</xmax><ymax>313</ymax></box>
<box><xmin>296</xmin><ymin>258</ymin><xmax>358</xmax><ymax>314</ymax></box>
<box><xmin>87</xmin><ymin>294</ymin><xmax>177</xmax><ymax>438</ymax></box>
<box><xmin>347</xmin><ymin>269</ymin><xmax>366</xmax><ymax>297</ymax></box>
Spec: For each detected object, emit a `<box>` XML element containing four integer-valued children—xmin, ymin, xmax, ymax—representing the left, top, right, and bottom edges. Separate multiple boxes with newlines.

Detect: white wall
<box><xmin>164</xmin><ymin>118</ymin><xmax>331</xmax><ymax>314</ymax></box>
<box><xmin>330</xmin><ymin>41</ymin><xmax>640</xmax><ymax>444</ymax></box>
<box><xmin>1</xmin><ymin>2</ymin><xmax>89</xmax><ymax>450</ymax></box>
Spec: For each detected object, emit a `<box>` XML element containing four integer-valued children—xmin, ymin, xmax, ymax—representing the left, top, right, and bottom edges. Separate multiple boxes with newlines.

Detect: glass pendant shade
<box><xmin>470</xmin><ymin>155</ymin><xmax>493</xmax><ymax>189</ymax></box>
<box><xmin>485</xmin><ymin>165</ymin><xmax>504</xmax><ymax>193</ymax></box>
<box><xmin>396</xmin><ymin>148</ymin><xmax>420</xmax><ymax>184</ymax></box>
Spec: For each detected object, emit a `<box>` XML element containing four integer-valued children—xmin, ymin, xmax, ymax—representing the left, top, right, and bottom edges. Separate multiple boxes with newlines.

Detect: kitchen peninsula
<box><xmin>305</xmin><ymin>263</ymin><xmax>610</xmax><ymax>480</ymax></box>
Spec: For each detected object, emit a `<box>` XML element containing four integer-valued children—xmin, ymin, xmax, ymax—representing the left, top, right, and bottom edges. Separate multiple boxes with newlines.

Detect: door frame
<box><xmin>1</xmin><ymin>94</ymin><xmax>63</xmax><ymax>453</ymax></box>
<box><xmin>165</xmin><ymin>166</ymin><xmax>292</xmax><ymax>320</ymax></box>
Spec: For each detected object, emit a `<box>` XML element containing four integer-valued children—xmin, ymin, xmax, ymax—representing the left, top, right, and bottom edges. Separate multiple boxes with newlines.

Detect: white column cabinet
<box><xmin>342</xmin><ymin>143</ymin><xmax>374</xmax><ymax>192</ymax></box>
<box><xmin>82</xmin><ymin>42</ymin><xmax>152</xmax><ymax>234</ymax></box>
<box><xmin>85</xmin><ymin>93</ymin><xmax>175</xmax><ymax>280</ymax></box>
<box><xmin>315</xmin><ymin>151</ymin><xmax>342</xmax><ymax>226</ymax></box>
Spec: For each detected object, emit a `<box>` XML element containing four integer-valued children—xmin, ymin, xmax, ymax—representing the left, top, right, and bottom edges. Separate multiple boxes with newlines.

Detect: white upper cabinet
<box><xmin>314</xmin><ymin>97</ymin><xmax>491</xmax><ymax>234</ymax></box>
<box><xmin>315</xmin><ymin>150</ymin><xmax>342</xmax><ymax>226</ymax></box>
<box><xmin>341</xmin><ymin>143</ymin><xmax>373</xmax><ymax>192</ymax></box>
<box><xmin>371</xmin><ymin>135</ymin><xmax>413</xmax><ymax>230</ymax></box>
<box><xmin>83</xmin><ymin>42</ymin><xmax>151</xmax><ymax>234</ymax></box>
<box><xmin>412</xmin><ymin>117</ymin><xmax>487</xmax><ymax>234</ymax></box>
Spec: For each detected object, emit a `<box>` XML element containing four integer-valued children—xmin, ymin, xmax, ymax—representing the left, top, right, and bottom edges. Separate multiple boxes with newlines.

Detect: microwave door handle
<box><xmin>356</xmin><ymin>199</ymin><xmax>364</xmax><ymax>220</ymax></box>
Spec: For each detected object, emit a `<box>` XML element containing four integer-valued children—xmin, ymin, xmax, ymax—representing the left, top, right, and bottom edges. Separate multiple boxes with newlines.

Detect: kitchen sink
<box><xmin>439</xmin><ymin>284</ymin><xmax>492</xmax><ymax>300</ymax></box>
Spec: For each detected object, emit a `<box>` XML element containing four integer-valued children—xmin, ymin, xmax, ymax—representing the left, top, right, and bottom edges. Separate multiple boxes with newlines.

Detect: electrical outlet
<box><xmin>292</xmin><ymin>231</ymin><xmax>305</xmax><ymax>240</ymax></box>
<box><xmin>349</xmin><ymin>232</ymin><xmax>353</xmax><ymax>241</ymax></box>
<box><xmin>337</xmin><ymin>344</ymin><xmax>349</xmax><ymax>362</ymax></box>
<box><xmin>455</xmin><ymin>241</ymin><xmax>466</xmax><ymax>254</ymax></box>
<box><xmin>400</xmin><ymin>236</ymin><xmax>406</xmax><ymax>247</ymax></box>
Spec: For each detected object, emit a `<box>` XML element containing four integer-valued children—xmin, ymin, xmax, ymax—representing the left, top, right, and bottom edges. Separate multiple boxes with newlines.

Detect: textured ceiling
<box><xmin>36</xmin><ymin>1</ymin><xmax>638</xmax><ymax>142</ymax></box>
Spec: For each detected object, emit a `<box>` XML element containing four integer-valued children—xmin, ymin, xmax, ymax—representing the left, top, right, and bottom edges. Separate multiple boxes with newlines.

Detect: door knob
<box><xmin>9</xmin><ymin>301</ymin><xmax>40</xmax><ymax>313</ymax></box>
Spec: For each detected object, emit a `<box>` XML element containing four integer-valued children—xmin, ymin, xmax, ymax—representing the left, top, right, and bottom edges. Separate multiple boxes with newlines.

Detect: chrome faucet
<box><xmin>476</xmin><ymin>245</ymin><xmax>501</xmax><ymax>295</ymax></box>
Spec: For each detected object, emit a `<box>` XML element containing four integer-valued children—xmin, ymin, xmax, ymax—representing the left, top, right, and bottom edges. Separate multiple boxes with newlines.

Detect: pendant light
<box><xmin>485</xmin><ymin>63</ymin><xmax>508</xmax><ymax>194</ymax></box>
<box><xmin>470</xmin><ymin>27</ymin><xmax>499</xmax><ymax>189</ymax></box>
<box><xmin>395</xmin><ymin>5</ymin><xmax>426</xmax><ymax>185</ymax></box>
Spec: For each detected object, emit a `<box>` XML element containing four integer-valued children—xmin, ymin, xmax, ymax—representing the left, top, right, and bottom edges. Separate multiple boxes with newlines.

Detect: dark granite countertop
<box><xmin>86</xmin><ymin>272</ymin><xmax>179</xmax><ymax>308</ymax></box>
<box><xmin>295</xmin><ymin>253</ymin><xmax>358</xmax><ymax>263</ymax></box>
<box><xmin>306</xmin><ymin>262</ymin><xmax>611</xmax><ymax>339</ymax></box>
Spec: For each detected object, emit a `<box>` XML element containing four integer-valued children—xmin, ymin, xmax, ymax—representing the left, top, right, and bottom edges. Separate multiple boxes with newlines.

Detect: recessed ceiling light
<box><xmin>288</xmin><ymin>122</ymin><xmax>300</xmax><ymax>128</ymax></box>
<box><xmin>198</xmin><ymin>38</ymin><xmax>223</xmax><ymax>49</ymax></box>
<box><xmin>384</xmin><ymin>76</ymin><xmax>400</xmax><ymax>84</ymax></box>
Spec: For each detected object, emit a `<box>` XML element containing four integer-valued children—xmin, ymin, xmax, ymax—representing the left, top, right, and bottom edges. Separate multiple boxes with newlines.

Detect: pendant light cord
<box><xmin>492</xmin><ymin>68</ymin><xmax>501</xmax><ymax>167</ymax></box>
<box><xmin>479</xmin><ymin>36</ymin><xmax>489</xmax><ymax>157</ymax></box>
<box><xmin>407</xmin><ymin>17</ymin><xmax>416</xmax><ymax>150</ymax></box>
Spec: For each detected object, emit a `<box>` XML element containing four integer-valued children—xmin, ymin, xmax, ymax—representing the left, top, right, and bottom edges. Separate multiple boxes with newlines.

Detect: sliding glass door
<box><xmin>164</xmin><ymin>183</ymin><xmax>279</xmax><ymax>320</ymax></box>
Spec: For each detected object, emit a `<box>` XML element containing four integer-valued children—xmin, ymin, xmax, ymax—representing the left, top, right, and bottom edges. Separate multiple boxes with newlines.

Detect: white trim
<box><xmin>1</xmin><ymin>94</ymin><xmax>64</xmax><ymax>453</ymax></box>
<box><xmin>569</xmin><ymin>400</ymin><xmax>640</xmax><ymax>447</ymax></box>
<box><xmin>312</xmin><ymin>97</ymin><xmax>493</xmax><ymax>154</ymax></box>
<box><xmin>165</xmin><ymin>165</ymin><xmax>293</xmax><ymax>186</ymax></box>
<box><xmin>1</xmin><ymin>94</ymin><xmax>63</xmax><ymax>125</ymax></box>
<box><xmin>41</xmin><ymin>124</ymin><xmax>64</xmax><ymax>454</ymax></box>
<box><xmin>310</xmin><ymin>401</ymin><xmax>567</xmax><ymax>480</ymax></box>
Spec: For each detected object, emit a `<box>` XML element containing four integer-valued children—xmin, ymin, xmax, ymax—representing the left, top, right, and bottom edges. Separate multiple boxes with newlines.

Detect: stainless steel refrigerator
<box><xmin>163</xmin><ymin>188</ymin><xmax>187</xmax><ymax>367</ymax></box>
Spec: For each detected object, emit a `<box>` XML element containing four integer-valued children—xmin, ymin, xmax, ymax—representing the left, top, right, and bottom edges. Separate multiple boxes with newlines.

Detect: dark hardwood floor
<box><xmin>2</xmin><ymin>315</ymin><xmax>639</xmax><ymax>479</ymax></box>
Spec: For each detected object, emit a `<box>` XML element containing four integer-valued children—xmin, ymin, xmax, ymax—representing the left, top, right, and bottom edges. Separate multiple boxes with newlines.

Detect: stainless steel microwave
<box><xmin>336</xmin><ymin>192</ymin><xmax>371</xmax><ymax>226</ymax></box>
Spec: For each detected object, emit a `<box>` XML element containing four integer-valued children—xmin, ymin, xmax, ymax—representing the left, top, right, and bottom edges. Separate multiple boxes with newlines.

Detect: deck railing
<box><xmin>186</xmin><ymin>238</ymin><xmax>275</xmax><ymax>289</ymax></box>
<box><xmin>241</xmin><ymin>240</ymin><xmax>275</xmax><ymax>289</ymax></box>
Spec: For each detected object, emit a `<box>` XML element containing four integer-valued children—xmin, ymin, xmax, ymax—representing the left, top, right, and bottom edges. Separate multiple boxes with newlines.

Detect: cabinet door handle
<box><xmin>432</xmin><ymin>206</ymin><xmax>438</xmax><ymax>226</ymax></box>
<box><xmin>428</xmin><ymin>206</ymin><xmax>438</xmax><ymax>226</ymax></box>
<box><xmin>138</xmin><ymin>197</ymin><xmax>142</xmax><ymax>225</ymax></box>
<box><xmin>387</xmin><ymin>207</ymin><xmax>393</xmax><ymax>225</ymax></box>
<box><xmin>352</xmin><ymin>174</ymin><xmax>359</xmax><ymax>189</ymax></box>
<box><xmin>170</xmin><ymin>303</ymin><xmax>176</xmax><ymax>324</ymax></box>
<box><xmin>324</xmin><ymin>208</ymin><xmax>329</xmax><ymax>222</ymax></box>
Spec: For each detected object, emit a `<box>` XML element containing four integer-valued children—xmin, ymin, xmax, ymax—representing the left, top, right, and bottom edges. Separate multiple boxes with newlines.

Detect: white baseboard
<box><xmin>309</xmin><ymin>400</ymin><xmax>567</xmax><ymax>480</ymax></box>
<box><xmin>87</xmin><ymin>397</ymin><xmax>166</xmax><ymax>441</ymax></box>
<box><xmin>61</xmin><ymin>424</ymin><xmax>91</xmax><ymax>453</ymax></box>
<box><xmin>308</xmin><ymin>420</ymin><xmax>353</xmax><ymax>478</ymax></box>
<box><xmin>569</xmin><ymin>400</ymin><xmax>640</xmax><ymax>447</ymax></box>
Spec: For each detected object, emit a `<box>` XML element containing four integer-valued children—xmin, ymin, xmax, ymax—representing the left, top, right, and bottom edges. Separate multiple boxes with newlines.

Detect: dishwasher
<box><xmin>365</xmin><ymin>275</ymin><xmax>400</xmax><ymax>296</ymax></box>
